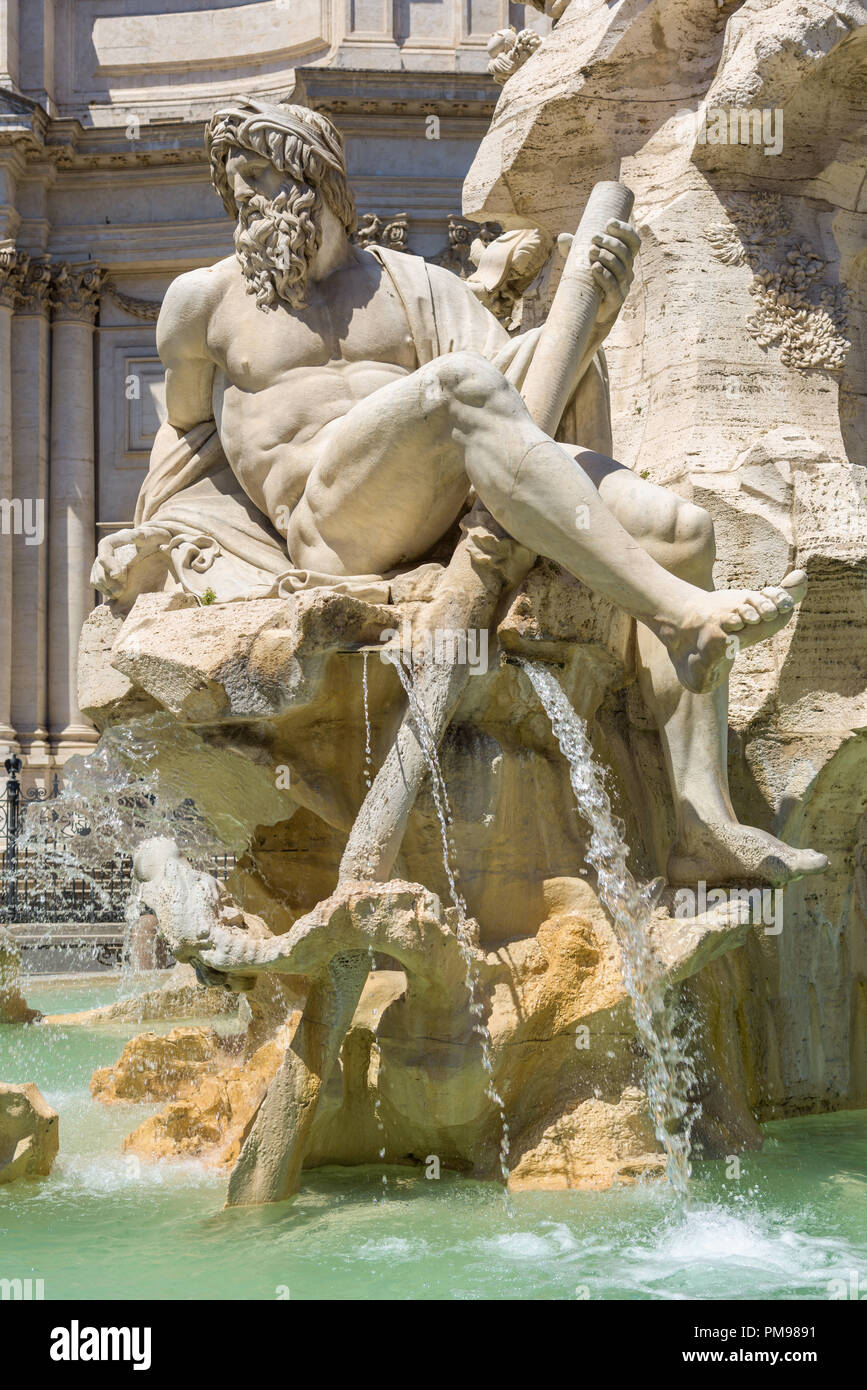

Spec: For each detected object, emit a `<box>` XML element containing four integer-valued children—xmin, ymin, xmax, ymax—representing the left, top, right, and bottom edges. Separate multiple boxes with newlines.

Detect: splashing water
<box><xmin>4</xmin><ymin>716</ymin><xmax>236</xmax><ymax>978</ymax></box>
<box><xmin>388</xmin><ymin>654</ymin><xmax>512</xmax><ymax>1193</ymax></box>
<box><xmin>518</xmin><ymin>659</ymin><xmax>699</xmax><ymax>1199</ymax></box>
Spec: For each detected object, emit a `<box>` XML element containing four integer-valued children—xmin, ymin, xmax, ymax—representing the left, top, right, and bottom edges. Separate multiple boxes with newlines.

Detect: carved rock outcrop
<box><xmin>90</xmin><ymin>1026</ymin><xmax>240</xmax><ymax>1105</ymax></box>
<box><xmin>100</xmin><ymin>856</ymin><xmax>754</xmax><ymax>1186</ymax></box>
<box><xmin>463</xmin><ymin>0</ymin><xmax>867</xmax><ymax>1125</ymax></box>
<box><xmin>0</xmin><ymin>928</ymin><xmax>41</xmax><ymax>1026</ymax></box>
<box><xmin>0</xmin><ymin>1083</ymin><xmax>59</xmax><ymax>1183</ymax></box>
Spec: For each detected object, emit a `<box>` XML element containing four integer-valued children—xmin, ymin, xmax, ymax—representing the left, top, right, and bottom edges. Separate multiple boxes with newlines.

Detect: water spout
<box><xmin>388</xmin><ymin>653</ymin><xmax>512</xmax><ymax>1192</ymax></box>
<box><xmin>518</xmin><ymin>658</ymin><xmax>698</xmax><ymax>1199</ymax></box>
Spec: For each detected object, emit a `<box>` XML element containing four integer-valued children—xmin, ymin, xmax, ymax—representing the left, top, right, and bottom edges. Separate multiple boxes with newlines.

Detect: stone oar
<box><xmin>226</xmin><ymin>181</ymin><xmax>635</xmax><ymax>1207</ymax></box>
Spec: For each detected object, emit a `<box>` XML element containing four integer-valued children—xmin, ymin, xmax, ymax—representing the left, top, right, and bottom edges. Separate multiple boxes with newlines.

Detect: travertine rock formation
<box><xmin>123</xmin><ymin>1026</ymin><xmax>293</xmax><ymax>1170</ymax></box>
<box><xmin>464</xmin><ymin>0</ymin><xmax>867</xmax><ymax>1122</ymax></box>
<box><xmin>81</xmin><ymin>578</ymin><xmax>756</xmax><ymax>1188</ymax></box>
<box><xmin>113</xmin><ymin>868</ymin><xmax>752</xmax><ymax>1184</ymax></box>
<box><xmin>90</xmin><ymin>1026</ymin><xmax>240</xmax><ymax>1105</ymax></box>
<box><xmin>0</xmin><ymin>1082</ymin><xmax>59</xmax><ymax>1183</ymax></box>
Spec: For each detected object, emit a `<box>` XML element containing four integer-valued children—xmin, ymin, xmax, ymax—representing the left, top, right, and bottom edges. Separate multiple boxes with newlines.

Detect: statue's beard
<box><xmin>233</xmin><ymin>187</ymin><xmax>322</xmax><ymax>311</ymax></box>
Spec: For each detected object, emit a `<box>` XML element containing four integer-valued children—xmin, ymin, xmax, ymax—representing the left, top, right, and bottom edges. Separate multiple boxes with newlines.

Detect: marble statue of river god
<box><xmin>92</xmin><ymin>98</ymin><xmax>826</xmax><ymax>894</ymax></box>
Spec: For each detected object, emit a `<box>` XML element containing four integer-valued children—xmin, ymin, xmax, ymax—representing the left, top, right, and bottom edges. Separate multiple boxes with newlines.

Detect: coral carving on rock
<box><xmin>705</xmin><ymin>194</ymin><xmax>850</xmax><ymax>371</ymax></box>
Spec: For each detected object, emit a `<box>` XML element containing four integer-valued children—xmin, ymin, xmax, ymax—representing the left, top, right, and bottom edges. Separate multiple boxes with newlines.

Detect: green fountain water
<box><xmin>1</xmin><ymin>976</ymin><xmax>865</xmax><ymax>1301</ymax></box>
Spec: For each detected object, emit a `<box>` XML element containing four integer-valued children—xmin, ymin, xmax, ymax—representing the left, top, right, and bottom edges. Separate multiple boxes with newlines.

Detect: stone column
<box><xmin>0</xmin><ymin>0</ymin><xmax>20</xmax><ymax>91</ymax></box>
<box><xmin>48</xmin><ymin>264</ymin><xmax>103</xmax><ymax>761</ymax></box>
<box><xmin>10</xmin><ymin>260</ymin><xmax>53</xmax><ymax>767</ymax></box>
<box><xmin>0</xmin><ymin>245</ymin><xmax>25</xmax><ymax>755</ymax></box>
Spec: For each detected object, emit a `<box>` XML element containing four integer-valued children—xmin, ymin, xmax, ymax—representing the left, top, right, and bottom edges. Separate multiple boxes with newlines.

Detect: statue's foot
<box><xmin>668</xmin><ymin>820</ymin><xmax>828</xmax><ymax>888</ymax></box>
<box><xmin>661</xmin><ymin>570</ymin><xmax>807</xmax><ymax>694</ymax></box>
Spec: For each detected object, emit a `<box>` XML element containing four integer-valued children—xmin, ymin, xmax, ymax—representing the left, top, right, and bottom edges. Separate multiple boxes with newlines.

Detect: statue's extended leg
<box><xmin>581</xmin><ymin>454</ymin><xmax>828</xmax><ymax>886</ymax></box>
<box><xmin>288</xmin><ymin>352</ymin><xmax>808</xmax><ymax>697</ymax></box>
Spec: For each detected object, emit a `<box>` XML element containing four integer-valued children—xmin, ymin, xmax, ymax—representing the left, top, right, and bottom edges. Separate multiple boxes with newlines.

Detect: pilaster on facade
<box><xmin>9</xmin><ymin>250</ymin><xmax>51</xmax><ymax>768</ymax></box>
<box><xmin>0</xmin><ymin>239</ymin><xmax>24</xmax><ymax>755</ymax></box>
<box><xmin>48</xmin><ymin>259</ymin><xmax>102</xmax><ymax>762</ymax></box>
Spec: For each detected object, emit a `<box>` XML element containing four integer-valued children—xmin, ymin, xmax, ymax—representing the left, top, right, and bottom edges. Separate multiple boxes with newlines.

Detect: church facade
<box><xmin>0</xmin><ymin>0</ymin><xmax>543</xmax><ymax>783</ymax></box>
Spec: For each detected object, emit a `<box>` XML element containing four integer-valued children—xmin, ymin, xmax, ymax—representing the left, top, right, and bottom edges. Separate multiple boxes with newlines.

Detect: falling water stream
<box><xmin>362</xmin><ymin>650</ymin><xmax>374</xmax><ymax>793</ymax></box>
<box><xmin>389</xmin><ymin>654</ymin><xmax>512</xmax><ymax>1192</ymax></box>
<box><xmin>518</xmin><ymin>659</ymin><xmax>699</xmax><ymax>1198</ymax></box>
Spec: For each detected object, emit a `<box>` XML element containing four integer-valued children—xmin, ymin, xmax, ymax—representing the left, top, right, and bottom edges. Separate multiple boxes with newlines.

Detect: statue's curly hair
<box><xmin>205</xmin><ymin>98</ymin><xmax>356</xmax><ymax>238</ymax></box>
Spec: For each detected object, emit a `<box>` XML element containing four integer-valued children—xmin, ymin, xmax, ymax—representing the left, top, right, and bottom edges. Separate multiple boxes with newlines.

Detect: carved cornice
<box><xmin>0</xmin><ymin>70</ymin><xmax>497</xmax><ymax>174</ymax></box>
<box><xmin>51</xmin><ymin>263</ymin><xmax>105</xmax><ymax>323</ymax></box>
<box><xmin>47</xmin><ymin>143</ymin><xmax>208</xmax><ymax>172</ymax></box>
<box><xmin>299</xmin><ymin>68</ymin><xmax>498</xmax><ymax>119</ymax></box>
<box><xmin>356</xmin><ymin>212</ymin><xmax>409</xmax><ymax>253</ymax></box>
<box><xmin>354</xmin><ymin>211</ymin><xmax>501</xmax><ymax>273</ymax></box>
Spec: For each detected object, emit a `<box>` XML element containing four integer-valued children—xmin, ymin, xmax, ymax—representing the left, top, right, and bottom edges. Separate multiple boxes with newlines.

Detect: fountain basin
<box><xmin>2</xmin><ymin>977</ymin><xmax>865</xmax><ymax>1299</ymax></box>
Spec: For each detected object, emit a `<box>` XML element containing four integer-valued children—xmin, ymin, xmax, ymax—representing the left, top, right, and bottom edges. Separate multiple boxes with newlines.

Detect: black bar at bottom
<box><xmin>2</xmin><ymin>1296</ymin><xmax>860</xmax><ymax>1375</ymax></box>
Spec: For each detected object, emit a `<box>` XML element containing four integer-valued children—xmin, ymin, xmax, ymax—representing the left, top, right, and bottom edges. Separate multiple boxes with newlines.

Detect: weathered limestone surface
<box><xmin>0</xmin><ymin>1082</ymin><xmax>59</xmax><ymax>1183</ymax></box>
<box><xmin>464</xmin><ymin>0</ymin><xmax>867</xmax><ymax>1122</ymax></box>
<box><xmin>81</xmin><ymin>576</ymin><xmax>757</xmax><ymax>1186</ymax></box>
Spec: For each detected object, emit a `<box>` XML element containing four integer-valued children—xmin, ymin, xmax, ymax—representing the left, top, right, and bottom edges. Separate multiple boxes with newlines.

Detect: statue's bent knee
<box><xmin>420</xmin><ymin>350</ymin><xmax>511</xmax><ymax>413</ymax></box>
<box><xmin>674</xmin><ymin>501</ymin><xmax>715</xmax><ymax>563</ymax></box>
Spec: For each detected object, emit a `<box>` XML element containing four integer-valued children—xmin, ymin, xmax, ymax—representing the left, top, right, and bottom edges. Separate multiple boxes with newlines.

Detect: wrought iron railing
<box><xmin>1</xmin><ymin>755</ymin><xmax>235</xmax><ymax>925</ymax></box>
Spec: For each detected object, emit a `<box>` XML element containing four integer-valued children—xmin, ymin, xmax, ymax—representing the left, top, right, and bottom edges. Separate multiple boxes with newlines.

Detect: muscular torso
<box><xmin>203</xmin><ymin>249</ymin><xmax>418</xmax><ymax>529</ymax></box>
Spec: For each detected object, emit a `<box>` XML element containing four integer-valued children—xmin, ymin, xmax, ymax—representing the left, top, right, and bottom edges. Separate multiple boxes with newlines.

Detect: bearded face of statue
<box><xmin>233</xmin><ymin>184</ymin><xmax>322</xmax><ymax>312</ymax></box>
<box><xmin>225</xmin><ymin>147</ymin><xmax>323</xmax><ymax>311</ymax></box>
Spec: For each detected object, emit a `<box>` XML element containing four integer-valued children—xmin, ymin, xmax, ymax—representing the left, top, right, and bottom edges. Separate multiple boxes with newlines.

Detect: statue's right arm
<box><xmin>157</xmin><ymin>268</ymin><xmax>217</xmax><ymax>433</ymax></box>
<box><xmin>92</xmin><ymin>270</ymin><xmax>218</xmax><ymax>598</ymax></box>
